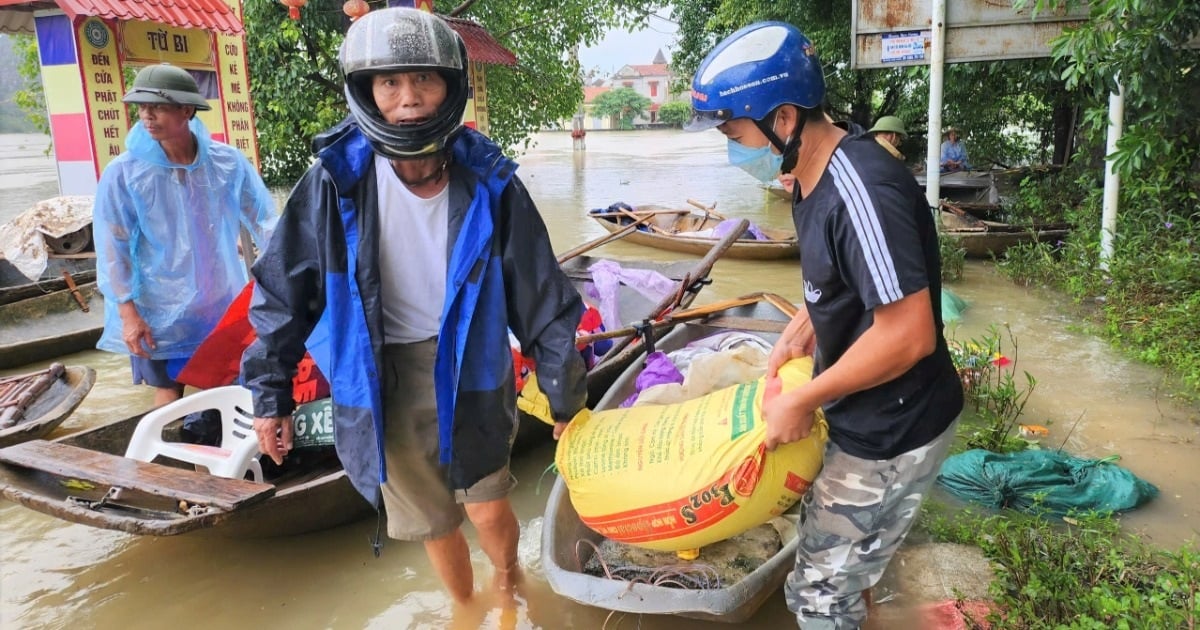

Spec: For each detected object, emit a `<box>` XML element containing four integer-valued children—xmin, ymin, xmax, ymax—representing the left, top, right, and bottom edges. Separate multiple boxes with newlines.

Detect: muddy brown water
<box><xmin>1</xmin><ymin>131</ymin><xmax>1197</xmax><ymax>628</ymax></box>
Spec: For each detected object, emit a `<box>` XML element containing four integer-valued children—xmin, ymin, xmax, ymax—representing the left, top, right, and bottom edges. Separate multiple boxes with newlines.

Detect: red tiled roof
<box><xmin>628</xmin><ymin>64</ymin><xmax>670</xmax><ymax>77</ymax></box>
<box><xmin>443</xmin><ymin>15</ymin><xmax>517</xmax><ymax>66</ymax></box>
<box><xmin>22</xmin><ymin>0</ymin><xmax>246</xmax><ymax>34</ymax></box>
<box><xmin>583</xmin><ymin>86</ymin><xmax>610</xmax><ymax>103</ymax></box>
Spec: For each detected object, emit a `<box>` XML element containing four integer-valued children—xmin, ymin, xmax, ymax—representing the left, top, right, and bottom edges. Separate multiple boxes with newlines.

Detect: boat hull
<box><xmin>591</xmin><ymin>212</ymin><xmax>799</xmax><ymax>260</ymax></box>
<box><xmin>0</xmin><ymin>413</ymin><xmax>371</xmax><ymax>537</ymax></box>
<box><xmin>540</xmin><ymin>298</ymin><xmax>802</xmax><ymax>623</ymax></box>
<box><xmin>0</xmin><ymin>365</ymin><xmax>96</xmax><ymax>448</ymax></box>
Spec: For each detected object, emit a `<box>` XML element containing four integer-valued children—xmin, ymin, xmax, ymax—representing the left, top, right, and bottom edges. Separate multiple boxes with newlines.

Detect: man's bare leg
<box><xmin>153</xmin><ymin>384</ymin><xmax>184</xmax><ymax>407</ymax></box>
<box><xmin>425</xmin><ymin>527</ymin><xmax>476</xmax><ymax>604</ymax></box>
<box><xmin>464</xmin><ymin>498</ymin><xmax>522</xmax><ymax>593</ymax></box>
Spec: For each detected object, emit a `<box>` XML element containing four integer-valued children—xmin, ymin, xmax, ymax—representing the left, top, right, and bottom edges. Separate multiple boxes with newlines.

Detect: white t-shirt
<box><xmin>374</xmin><ymin>154</ymin><xmax>449</xmax><ymax>343</ymax></box>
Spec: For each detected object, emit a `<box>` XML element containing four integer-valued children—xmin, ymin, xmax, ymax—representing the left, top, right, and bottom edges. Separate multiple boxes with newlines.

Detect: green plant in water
<box><xmin>940</xmin><ymin>234</ymin><xmax>966</xmax><ymax>282</ymax></box>
<box><xmin>920</xmin><ymin>505</ymin><xmax>1200</xmax><ymax>628</ymax></box>
<box><xmin>948</xmin><ymin>324</ymin><xmax>1039</xmax><ymax>453</ymax></box>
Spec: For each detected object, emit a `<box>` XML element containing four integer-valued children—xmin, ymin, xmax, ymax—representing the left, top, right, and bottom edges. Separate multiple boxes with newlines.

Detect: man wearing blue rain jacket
<box><xmin>240</xmin><ymin>8</ymin><xmax>586</xmax><ymax>606</ymax></box>
<box><xmin>94</xmin><ymin>63</ymin><xmax>276</xmax><ymax>409</ymax></box>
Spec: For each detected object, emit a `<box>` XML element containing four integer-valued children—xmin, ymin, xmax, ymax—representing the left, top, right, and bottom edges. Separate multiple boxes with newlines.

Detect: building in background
<box><xmin>566</xmin><ymin>49</ymin><xmax>682</xmax><ymax>131</ymax></box>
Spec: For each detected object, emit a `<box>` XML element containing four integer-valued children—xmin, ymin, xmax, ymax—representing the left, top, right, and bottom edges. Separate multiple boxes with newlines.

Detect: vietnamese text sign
<box><xmin>852</xmin><ymin>0</ymin><xmax>1090</xmax><ymax>68</ymax></box>
<box><xmin>880</xmin><ymin>31</ymin><xmax>930</xmax><ymax>63</ymax></box>
<box><xmin>121</xmin><ymin>20</ymin><xmax>214</xmax><ymax>69</ymax></box>
<box><xmin>77</xmin><ymin>17</ymin><xmax>128</xmax><ymax>177</ymax></box>
<box><xmin>214</xmin><ymin>0</ymin><xmax>260</xmax><ymax>168</ymax></box>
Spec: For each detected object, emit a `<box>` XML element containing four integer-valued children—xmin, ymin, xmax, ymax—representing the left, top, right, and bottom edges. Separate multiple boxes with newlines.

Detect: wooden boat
<box><xmin>0</xmin><ymin>255</ymin><xmax>96</xmax><ymax>306</ymax></box>
<box><xmin>0</xmin><ymin>280</ymin><xmax>104</xmax><ymax>370</ymax></box>
<box><xmin>0</xmin><ymin>398</ymin><xmax>370</xmax><ymax>537</ymax></box>
<box><xmin>940</xmin><ymin>210</ymin><xmax>1070</xmax><ymax>259</ymax></box>
<box><xmin>541</xmin><ymin>294</ymin><xmax>804</xmax><ymax>623</ymax></box>
<box><xmin>0</xmin><ymin>363</ymin><xmax>96</xmax><ymax>448</ymax></box>
<box><xmin>916</xmin><ymin>170</ymin><xmax>1001</xmax><ymax>204</ymax></box>
<box><xmin>589</xmin><ymin>204</ymin><xmax>799</xmax><ymax>260</ymax></box>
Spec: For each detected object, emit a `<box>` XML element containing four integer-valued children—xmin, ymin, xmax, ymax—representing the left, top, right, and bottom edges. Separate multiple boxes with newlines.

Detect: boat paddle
<box><xmin>557</xmin><ymin>213</ymin><xmax>655</xmax><ymax>264</ymax></box>
<box><xmin>574</xmin><ymin>292</ymin><xmax>797</xmax><ymax>346</ymax></box>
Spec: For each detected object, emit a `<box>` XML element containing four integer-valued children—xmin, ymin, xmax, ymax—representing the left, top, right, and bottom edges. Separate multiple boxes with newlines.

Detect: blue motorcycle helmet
<box><xmin>686</xmin><ymin>22</ymin><xmax>825</xmax><ymax>174</ymax></box>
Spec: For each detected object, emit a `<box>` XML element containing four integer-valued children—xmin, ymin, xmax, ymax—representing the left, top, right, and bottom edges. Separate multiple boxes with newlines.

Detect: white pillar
<box><xmin>1099</xmin><ymin>82</ymin><xmax>1124</xmax><ymax>271</ymax></box>
<box><xmin>925</xmin><ymin>0</ymin><xmax>947</xmax><ymax>214</ymax></box>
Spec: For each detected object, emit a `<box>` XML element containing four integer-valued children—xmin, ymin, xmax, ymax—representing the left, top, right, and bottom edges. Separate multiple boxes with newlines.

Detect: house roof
<box><xmin>442</xmin><ymin>15</ymin><xmax>517</xmax><ymax>66</ymax></box>
<box><xmin>583</xmin><ymin>86</ymin><xmax>610</xmax><ymax>103</ymax></box>
<box><xmin>628</xmin><ymin>64</ymin><xmax>670</xmax><ymax>77</ymax></box>
<box><xmin>0</xmin><ymin>0</ymin><xmax>244</xmax><ymax>34</ymax></box>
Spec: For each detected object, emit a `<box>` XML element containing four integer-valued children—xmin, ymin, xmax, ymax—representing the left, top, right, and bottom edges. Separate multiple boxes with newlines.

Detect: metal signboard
<box><xmin>852</xmin><ymin>0</ymin><xmax>1090</xmax><ymax>68</ymax></box>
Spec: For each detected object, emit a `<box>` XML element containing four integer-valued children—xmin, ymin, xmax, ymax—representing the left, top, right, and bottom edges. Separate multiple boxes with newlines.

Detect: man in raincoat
<box><xmin>93</xmin><ymin>63</ymin><xmax>276</xmax><ymax>408</ymax></box>
<box><xmin>240</xmin><ymin>8</ymin><xmax>587</xmax><ymax>607</ymax></box>
<box><xmin>866</xmin><ymin>115</ymin><xmax>908</xmax><ymax>161</ymax></box>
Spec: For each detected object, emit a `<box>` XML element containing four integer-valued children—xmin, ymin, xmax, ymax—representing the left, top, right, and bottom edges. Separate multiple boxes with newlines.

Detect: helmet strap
<box><xmin>391</xmin><ymin>153</ymin><xmax>449</xmax><ymax>188</ymax></box>
<box><xmin>756</xmin><ymin>107</ymin><xmax>806</xmax><ymax>177</ymax></box>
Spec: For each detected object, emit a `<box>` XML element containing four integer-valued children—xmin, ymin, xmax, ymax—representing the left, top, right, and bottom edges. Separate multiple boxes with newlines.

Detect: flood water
<box><xmin>1</xmin><ymin>130</ymin><xmax>1198</xmax><ymax>629</ymax></box>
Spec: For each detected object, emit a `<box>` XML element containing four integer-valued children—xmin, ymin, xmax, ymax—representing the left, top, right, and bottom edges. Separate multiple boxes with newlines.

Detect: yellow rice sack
<box><xmin>552</xmin><ymin>357</ymin><xmax>827</xmax><ymax>552</ymax></box>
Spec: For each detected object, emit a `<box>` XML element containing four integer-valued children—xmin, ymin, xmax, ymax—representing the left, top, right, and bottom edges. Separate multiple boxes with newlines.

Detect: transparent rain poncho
<box><xmin>93</xmin><ymin>117</ymin><xmax>277</xmax><ymax>359</ymax></box>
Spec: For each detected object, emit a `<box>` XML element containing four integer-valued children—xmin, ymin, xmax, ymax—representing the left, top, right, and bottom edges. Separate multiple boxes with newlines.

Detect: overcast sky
<box><xmin>578</xmin><ymin>11</ymin><xmax>678</xmax><ymax>77</ymax></box>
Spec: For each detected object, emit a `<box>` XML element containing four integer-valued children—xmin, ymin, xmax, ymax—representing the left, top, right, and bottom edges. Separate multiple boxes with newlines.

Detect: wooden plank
<box><xmin>0</xmin><ymin>440</ymin><xmax>274</xmax><ymax>511</ymax></box>
<box><xmin>702</xmin><ymin>316</ymin><xmax>789</xmax><ymax>334</ymax></box>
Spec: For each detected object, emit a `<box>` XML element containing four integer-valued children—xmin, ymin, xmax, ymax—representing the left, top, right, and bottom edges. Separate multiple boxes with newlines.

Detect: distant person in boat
<box><xmin>867</xmin><ymin>115</ymin><xmax>908</xmax><ymax>161</ymax></box>
<box><xmin>240</xmin><ymin>8</ymin><xmax>586</xmax><ymax>610</ymax></box>
<box><xmin>92</xmin><ymin>63</ymin><xmax>276</xmax><ymax>411</ymax></box>
<box><xmin>687</xmin><ymin>21</ymin><xmax>964</xmax><ymax>629</ymax></box>
<box><xmin>940</xmin><ymin>126</ymin><xmax>971</xmax><ymax>172</ymax></box>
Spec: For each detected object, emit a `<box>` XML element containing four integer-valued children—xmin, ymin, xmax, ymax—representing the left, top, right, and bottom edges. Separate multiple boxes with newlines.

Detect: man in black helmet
<box><xmin>93</xmin><ymin>63</ymin><xmax>275</xmax><ymax>413</ymax></box>
<box><xmin>241</xmin><ymin>8</ymin><xmax>586</xmax><ymax>607</ymax></box>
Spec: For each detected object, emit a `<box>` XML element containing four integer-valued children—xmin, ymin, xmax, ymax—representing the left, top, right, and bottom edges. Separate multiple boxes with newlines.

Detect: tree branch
<box><xmin>447</xmin><ymin>0</ymin><xmax>483</xmax><ymax>17</ymax></box>
<box><xmin>496</xmin><ymin>16</ymin><xmax>556</xmax><ymax>38</ymax></box>
<box><xmin>305</xmin><ymin>72</ymin><xmax>341</xmax><ymax>94</ymax></box>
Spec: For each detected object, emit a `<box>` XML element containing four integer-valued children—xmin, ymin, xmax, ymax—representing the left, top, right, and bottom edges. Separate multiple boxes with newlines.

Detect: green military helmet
<box><xmin>868</xmin><ymin>115</ymin><xmax>907</xmax><ymax>137</ymax></box>
<box><xmin>122</xmin><ymin>63</ymin><xmax>211</xmax><ymax>111</ymax></box>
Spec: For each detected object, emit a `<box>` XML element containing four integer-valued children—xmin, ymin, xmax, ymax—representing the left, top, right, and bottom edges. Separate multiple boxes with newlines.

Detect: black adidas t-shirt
<box><xmin>792</xmin><ymin>132</ymin><xmax>963</xmax><ymax>459</ymax></box>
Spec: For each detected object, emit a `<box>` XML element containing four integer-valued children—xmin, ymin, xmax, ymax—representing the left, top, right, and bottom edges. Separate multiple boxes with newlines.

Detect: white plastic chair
<box><xmin>125</xmin><ymin>385</ymin><xmax>264</xmax><ymax>482</ymax></box>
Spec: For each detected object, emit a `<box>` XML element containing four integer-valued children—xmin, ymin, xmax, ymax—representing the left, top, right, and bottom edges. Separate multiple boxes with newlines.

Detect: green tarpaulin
<box><xmin>937</xmin><ymin>449</ymin><xmax>1158</xmax><ymax>516</ymax></box>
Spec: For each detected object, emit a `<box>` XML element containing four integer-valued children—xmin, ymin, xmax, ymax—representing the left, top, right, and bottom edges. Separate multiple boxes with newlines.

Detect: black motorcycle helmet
<box><xmin>340</xmin><ymin>8</ymin><xmax>469</xmax><ymax>159</ymax></box>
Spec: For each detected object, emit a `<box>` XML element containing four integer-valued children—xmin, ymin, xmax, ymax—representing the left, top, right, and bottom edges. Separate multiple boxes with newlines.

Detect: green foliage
<box><xmin>242</xmin><ymin>1</ymin><xmax>348</xmax><ymax>187</ymax></box>
<box><xmin>921</xmin><ymin>507</ymin><xmax>1200</xmax><ymax>628</ymax></box>
<box><xmin>939</xmin><ymin>235</ymin><xmax>966</xmax><ymax>282</ymax></box>
<box><xmin>668</xmin><ymin>1</ymin><xmax>1067</xmax><ymax>166</ymax></box>
<box><xmin>657</xmin><ymin>100</ymin><xmax>692</xmax><ymax>127</ymax></box>
<box><xmin>591</xmin><ymin>87</ymin><xmax>651</xmax><ymax>129</ymax></box>
<box><xmin>10</xmin><ymin>34</ymin><xmax>47</xmax><ymax>136</ymax></box>
<box><xmin>243</xmin><ymin>1</ymin><xmax>645</xmax><ymax>186</ymax></box>
<box><xmin>948</xmin><ymin>324</ymin><xmax>1039</xmax><ymax>453</ymax></box>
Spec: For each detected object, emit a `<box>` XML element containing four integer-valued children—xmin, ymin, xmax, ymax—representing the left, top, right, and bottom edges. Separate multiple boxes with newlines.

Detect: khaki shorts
<box><xmin>379</xmin><ymin>339</ymin><xmax>517</xmax><ymax>541</ymax></box>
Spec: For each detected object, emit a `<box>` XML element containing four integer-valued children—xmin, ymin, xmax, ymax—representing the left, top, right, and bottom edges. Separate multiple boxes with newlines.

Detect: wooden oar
<box><xmin>576</xmin><ymin>291</ymin><xmax>797</xmax><ymax>345</ymax></box>
<box><xmin>939</xmin><ymin>200</ymin><xmax>986</xmax><ymax>228</ymax></box>
<box><xmin>588</xmin><ymin>208</ymin><xmax>691</xmax><ymax>219</ymax></box>
<box><xmin>687</xmin><ymin>198</ymin><xmax>727</xmax><ymax>221</ymax></box>
<box><xmin>576</xmin><ymin>294</ymin><xmax>767</xmax><ymax>345</ymax></box>
<box><xmin>614</xmin><ymin>206</ymin><xmax>674</xmax><ymax>236</ymax></box>
<box><xmin>558</xmin><ymin>214</ymin><xmax>654</xmax><ymax>264</ymax></box>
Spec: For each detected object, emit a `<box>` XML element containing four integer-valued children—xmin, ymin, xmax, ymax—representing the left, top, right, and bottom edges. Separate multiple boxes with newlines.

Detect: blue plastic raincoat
<box><xmin>93</xmin><ymin>117</ymin><xmax>276</xmax><ymax>359</ymax></box>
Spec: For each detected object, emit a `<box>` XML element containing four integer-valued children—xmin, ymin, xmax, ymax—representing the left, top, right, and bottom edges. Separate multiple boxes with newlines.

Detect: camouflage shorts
<box><xmin>785</xmin><ymin>420</ymin><xmax>959</xmax><ymax>629</ymax></box>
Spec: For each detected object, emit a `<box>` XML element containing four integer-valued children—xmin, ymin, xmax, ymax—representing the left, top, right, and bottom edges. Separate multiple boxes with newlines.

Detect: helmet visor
<box><xmin>684</xmin><ymin>107</ymin><xmax>733</xmax><ymax>132</ymax></box>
